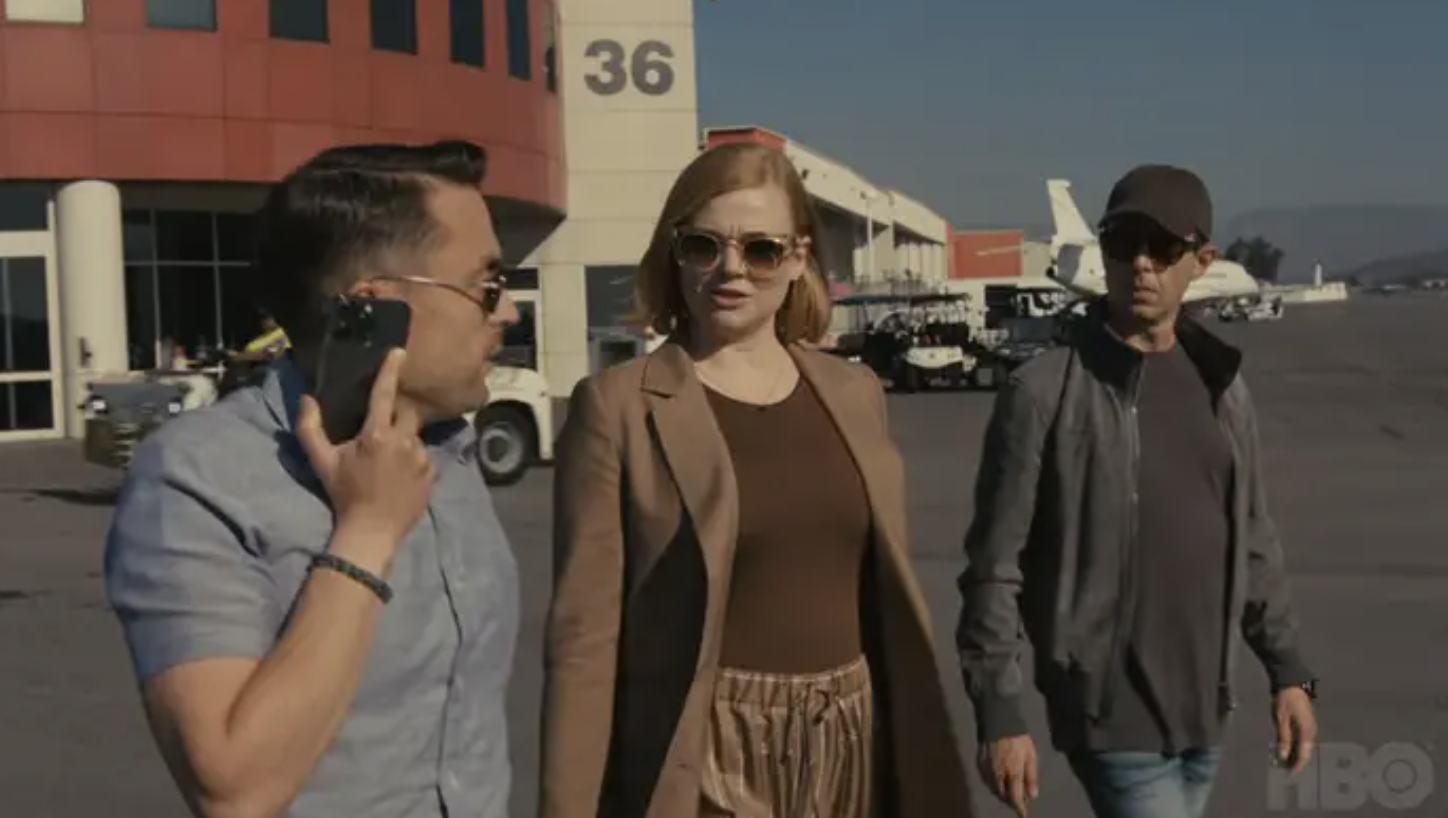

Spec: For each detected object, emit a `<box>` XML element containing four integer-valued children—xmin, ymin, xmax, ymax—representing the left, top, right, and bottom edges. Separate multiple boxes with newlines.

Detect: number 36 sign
<box><xmin>583</xmin><ymin>39</ymin><xmax>676</xmax><ymax>96</ymax></box>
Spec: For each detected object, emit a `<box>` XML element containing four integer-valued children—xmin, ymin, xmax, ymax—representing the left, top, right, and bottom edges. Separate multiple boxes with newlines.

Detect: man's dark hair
<box><xmin>252</xmin><ymin>140</ymin><xmax>488</xmax><ymax>343</ymax></box>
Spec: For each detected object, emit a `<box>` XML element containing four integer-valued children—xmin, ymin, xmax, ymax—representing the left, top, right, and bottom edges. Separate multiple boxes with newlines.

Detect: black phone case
<box><xmin>313</xmin><ymin>296</ymin><xmax>412</xmax><ymax>443</ymax></box>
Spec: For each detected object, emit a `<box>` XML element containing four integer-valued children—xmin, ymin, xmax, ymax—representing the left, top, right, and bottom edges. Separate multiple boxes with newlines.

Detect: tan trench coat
<box><xmin>540</xmin><ymin>342</ymin><xmax>976</xmax><ymax>818</ymax></box>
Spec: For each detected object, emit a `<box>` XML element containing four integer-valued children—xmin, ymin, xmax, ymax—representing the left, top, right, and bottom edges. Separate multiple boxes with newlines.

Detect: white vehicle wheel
<box><xmin>475</xmin><ymin>405</ymin><xmax>534</xmax><ymax>486</ymax></box>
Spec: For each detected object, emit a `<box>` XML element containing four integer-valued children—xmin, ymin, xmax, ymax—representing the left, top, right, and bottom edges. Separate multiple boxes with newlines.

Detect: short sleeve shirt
<box><xmin>103</xmin><ymin>361</ymin><xmax>519</xmax><ymax>818</ymax></box>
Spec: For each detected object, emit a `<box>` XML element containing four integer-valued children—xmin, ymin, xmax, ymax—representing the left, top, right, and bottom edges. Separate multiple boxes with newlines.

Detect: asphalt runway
<box><xmin>2</xmin><ymin>291</ymin><xmax>1446</xmax><ymax>818</ymax></box>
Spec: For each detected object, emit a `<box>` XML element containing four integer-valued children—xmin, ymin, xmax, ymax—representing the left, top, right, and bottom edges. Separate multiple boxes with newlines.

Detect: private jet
<box><xmin>983</xmin><ymin>181</ymin><xmax>1265</xmax><ymax>308</ymax></box>
<box><xmin>1044</xmin><ymin>180</ymin><xmax>1263</xmax><ymax>303</ymax></box>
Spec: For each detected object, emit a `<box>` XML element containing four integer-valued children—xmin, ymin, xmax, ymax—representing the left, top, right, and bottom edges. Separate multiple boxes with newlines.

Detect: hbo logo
<box><xmin>1267</xmin><ymin>741</ymin><xmax>1434</xmax><ymax>811</ymax></box>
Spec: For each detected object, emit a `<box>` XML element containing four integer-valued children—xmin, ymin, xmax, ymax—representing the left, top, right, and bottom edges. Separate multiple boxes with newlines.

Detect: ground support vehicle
<box><xmin>81</xmin><ymin>376</ymin><xmax>193</xmax><ymax>468</ymax></box>
<box><xmin>830</xmin><ymin>293</ymin><xmax>986</xmax><ymax>391</ymax></box>
<box><xmin>1218</xmin><ymin>295</ymin><xmax>1284</xmax><ymax>322</ymax></box>
<box><xmin>968</xmin><ymin>304</ymin><xmax>1085</xmax><ymax>388</ymax></box>
<box><xmin>83</xmin><ymin>357</ymin><xmax>553</xmax><ymax>486</ymax></box>
<box><xmin>464</xmin><ymin>365</ymin><xmax>554</xmax><ymax>486</ymax></box>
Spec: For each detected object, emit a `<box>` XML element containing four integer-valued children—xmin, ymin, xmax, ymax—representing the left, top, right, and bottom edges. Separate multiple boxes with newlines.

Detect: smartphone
<box><xmin>312</xmin><ymin>295</ymin><xmax>412</xmax><ymax>443</ymax></box>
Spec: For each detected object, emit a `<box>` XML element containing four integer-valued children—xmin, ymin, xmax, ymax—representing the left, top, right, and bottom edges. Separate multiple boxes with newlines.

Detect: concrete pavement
<box><xmin>1</xmin><ymin>291</ymin><xmax>1445</xmax><ymax>817</ymax></box>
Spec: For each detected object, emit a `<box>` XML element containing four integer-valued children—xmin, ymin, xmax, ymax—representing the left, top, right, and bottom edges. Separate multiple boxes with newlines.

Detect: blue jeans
<box><xmin>1067</xmin><ymin>747</ymin><xmax>1222</xmax><ymax>818</ymax></box>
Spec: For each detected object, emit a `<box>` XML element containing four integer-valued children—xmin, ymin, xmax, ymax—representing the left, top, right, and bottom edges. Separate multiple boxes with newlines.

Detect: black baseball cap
<box><xmin>1098</xmin><ymin>164</ymin><xmax>1213</xmax><ymax>242</ymax></box>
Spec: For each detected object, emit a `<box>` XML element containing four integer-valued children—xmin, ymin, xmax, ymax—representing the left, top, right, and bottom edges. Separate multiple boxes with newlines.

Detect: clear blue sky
<box><xmin>694</xmin><ymin>0</ymin><xmax>1447</xmax><ymax>230</ymax></box>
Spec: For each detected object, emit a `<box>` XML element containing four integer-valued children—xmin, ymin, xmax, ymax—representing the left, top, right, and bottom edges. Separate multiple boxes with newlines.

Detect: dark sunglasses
<box><xmin>673</xmin><ymin>229</ymin><xmax>799</xmax><ymax>276</ymax></box>
<box><xmin>1099</xmin><ymin>222</ymin><xmax>1198</xmax><ymax>265</ymax></box>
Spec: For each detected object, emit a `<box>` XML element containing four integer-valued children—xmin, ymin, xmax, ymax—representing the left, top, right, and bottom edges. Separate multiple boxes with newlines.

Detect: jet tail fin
<box><xmin>1048</xmin><ymin>244</ymin><xmax>1105</xmax><ymax>298</ymax></box>
<box><xmin>1047</xmin><ymin>180</ymin><xmax>1095</xmax><ymax>244</ymax></box>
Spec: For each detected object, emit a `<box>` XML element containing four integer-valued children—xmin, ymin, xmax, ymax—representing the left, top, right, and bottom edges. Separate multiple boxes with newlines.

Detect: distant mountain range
<box><xmin>1219</xmin><ymin>205</ymin><xmax>1448</xmax><ymax>285</ymax></box>
<box><xmin>1339</xmin><ymin>248</ymin><xmax>1448</xmax><ymax>286</ymax></box>
<box><xmin>961</xmin><ymin>204</ymin><xmax>1447</xmax><ymax>286</ymax></box>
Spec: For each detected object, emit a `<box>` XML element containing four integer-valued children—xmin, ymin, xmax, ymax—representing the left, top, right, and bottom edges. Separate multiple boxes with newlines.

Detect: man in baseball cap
<box><xmin>1094</xmin><ymin>164</ymin><xmax>1219</xmax><ymax>332</ymax></box>
<box><xmin>960</xmin><ymin>164</ymin><xmax>1318</xmax><ymax>818</ymax></box>
<box><xmin>1100</xmin><ymin>163</ymin><xmax>1214</xmax><ymax>243</ymax></box>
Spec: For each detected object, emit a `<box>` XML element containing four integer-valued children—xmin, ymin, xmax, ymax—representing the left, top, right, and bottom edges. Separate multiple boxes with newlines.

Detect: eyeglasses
<box><xmin>1099</xmin><ymin>222</ymin><xmax>1198</xmax><ymax>266</ymax></box>
<box><xmin>673</xmin><ymin>228</ymin><xmax>801</xmax><ymax>277</ymax></box>
<box><xmin>379</xmin><ymin>273</ymin><xmax>506</xmax><ymax>313</ymax></box>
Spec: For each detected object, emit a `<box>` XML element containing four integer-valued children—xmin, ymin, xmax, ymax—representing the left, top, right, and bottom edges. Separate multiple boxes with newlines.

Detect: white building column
<box><xmin>877</xmin><ymin>223</ymin><xmax>896</xmax><ymax>281</ymax></box>
<box><xmin>926</xmin><ymin>243</ymin><xmax>943</xmax><ymax>282</ymax></box>
<box><xmin>538</xmin><ymin>263</ymin><xmax>590</xmax><ymax>400</ymax></box>
<box><xmin>56</xmin><ymin>180</ymin><xmax>128</xmax><ymax>438</ymax></box>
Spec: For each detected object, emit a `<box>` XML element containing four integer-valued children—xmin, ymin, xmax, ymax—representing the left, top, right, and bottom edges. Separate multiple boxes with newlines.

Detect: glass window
<box><xmin>505</xmin><ymin>0</ymin><xmax>530</xmax><ymax>79</ymax></box>
<box><xmin>146</xmin><ymin>0</ymin><xmax>216</xmax><ymax>31</ymax></box>
<box><xmin>122</xmin><ymin>209</ymin><xmax>263</xmax><ymax>370</ymax></box>
<box><xmin>0</xmin><ymin>184</ymin><xmax>49</xmax><ymax>231</ymax></box>
<box><xmin>125</xmin><ymin>265</ymin><xmax>159</xmax><ymax>370</ymax></box>
<box><xmin>270</xmin><ymin>0</ymin><xmax>327</xmax><ymax>42</ymax></box>
<box><xmin>543</xmin><ymin>2</ymin><xmax>556</xmax><ymax>92</ymax></box>
<box><xmin>154</xmin><ymin>210</ymin><xmax>215</xmax><ymax>263</ymax></box>
<box><xmin>0</xmin><ymin>257</ymin><xmax>50</xmax><ymax>373</ymax></box>
<box><xmin>371</xmin><ymin>0</ymin><xmax>417</xmax><ymax>54</ymax></box>
<box><xmin>156</xmin><ymin>266</ymin><xmax>219</xmax><ymax>359</ymax></box>
<box><xmin>123</xmin><ymin>210</ymin><xmax>155</xmax><ymax>262</ymax></box>
<box><xmin>218</xmin><ymin>266</ymin><xmax>264</xmax><ymax>351</ymax></box>
<box><xmin>215</xmin><ymin>213</ymin><xmax>256</xmax><ymax>262</ymax></box>
<box><xmin>0</xmin><ymin>381</ymin><xmax>54</xmax><ymax>432</ymax></box>
<box><xmin>584</xmin><ymin>265</ymin><xmax>636</xmax><ymax>332</ymax></box>
<box><xmin>450</xmin><ymin>0</ymin><xmax>485</xmax><ymax>67</ymax></box>
<box><xmin>4</xmin><ymin>0</ymin><xmax>84</xmax><ymax>24</ymax></box>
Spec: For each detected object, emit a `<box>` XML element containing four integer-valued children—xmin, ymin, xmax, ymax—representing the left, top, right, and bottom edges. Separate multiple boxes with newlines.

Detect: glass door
<box><xmin>500</xmin><ymin>289</ymin><xmax>540</xmax><ymax>371</ymax></box>
<box><xmin>0</xmin><ymin>253</ymin><xmax>61</xmax><ymax>441</ymax></box>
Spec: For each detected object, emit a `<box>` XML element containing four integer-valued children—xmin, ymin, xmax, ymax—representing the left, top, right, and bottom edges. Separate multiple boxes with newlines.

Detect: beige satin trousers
<box><xmin>699</xmin><ymin>656</ymin><xmax>875</xmax><ymax>818</ymax></box>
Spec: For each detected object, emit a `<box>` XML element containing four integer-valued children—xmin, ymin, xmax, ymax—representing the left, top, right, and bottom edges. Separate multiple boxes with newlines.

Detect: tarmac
<box><xmin>1</xmin><ymin>290</ymin><xmax>1445</xmax><ymax>818</ymax></box>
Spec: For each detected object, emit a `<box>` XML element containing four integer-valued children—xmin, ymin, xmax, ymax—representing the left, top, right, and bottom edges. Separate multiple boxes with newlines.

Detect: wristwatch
<box><xmin>1275</xmin><ymin>679</ymin><xmax>1318</xmax><ymax>700</ymax></box>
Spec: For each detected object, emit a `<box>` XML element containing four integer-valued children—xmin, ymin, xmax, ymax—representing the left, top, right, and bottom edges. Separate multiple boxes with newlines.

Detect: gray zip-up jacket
<box><xmin>956</xmin><ymin>304</ymin><xmax>1313</xmax><ymax>750</ymax></box>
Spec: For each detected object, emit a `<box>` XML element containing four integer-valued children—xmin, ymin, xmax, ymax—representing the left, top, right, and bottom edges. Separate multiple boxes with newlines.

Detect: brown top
<box><xmin>541</xmin><ymin>344</ymin><xmax>976</xmax><ymax>818</ymax></box>
<box><xmin>705</xmin><ymin>378</ymin><xmax>873</xmax><ymax>674</ymax></box>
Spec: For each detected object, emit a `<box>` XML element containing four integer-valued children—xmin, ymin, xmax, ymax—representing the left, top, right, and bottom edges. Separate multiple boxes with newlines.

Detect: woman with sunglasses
<box><xmin>540</xmin><ymin>142</ymin><xmax>975</xmax><ymax>818</ymax></box>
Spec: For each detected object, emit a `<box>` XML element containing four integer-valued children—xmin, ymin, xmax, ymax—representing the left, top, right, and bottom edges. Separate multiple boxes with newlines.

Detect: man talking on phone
<box><xmin>104</xmin><ymin>140</ymin><xmax>521</xmax><ymax>818</ymax></box>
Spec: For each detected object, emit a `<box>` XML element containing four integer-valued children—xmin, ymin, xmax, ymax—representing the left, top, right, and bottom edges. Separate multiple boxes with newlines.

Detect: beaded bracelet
<box><xmin>309</xmin><ymin>552</ymin><xmax>393</xmax><ymax>603</ymax></box>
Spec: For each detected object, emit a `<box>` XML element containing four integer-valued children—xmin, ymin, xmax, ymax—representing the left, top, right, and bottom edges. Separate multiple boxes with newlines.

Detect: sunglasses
<box><xmin>380</xmin><ymin>274</ymin><xmax>507</xmax><ymax>313</ymax></box>
<box><xmin>673</xmin><ymin>229</ymin><xmax>800</xmax><ymax>276</ymax></box>
<box><xmin>1099</xmin><ymin>222</ymin><xmax>1198</xmax><ymax>265</ymax></box>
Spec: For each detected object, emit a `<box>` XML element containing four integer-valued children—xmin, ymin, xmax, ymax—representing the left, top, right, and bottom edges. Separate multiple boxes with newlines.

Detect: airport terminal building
<box><xmin>0</xmin><ymin>0</ymin><xmax>995</xmax><ymax>445</ymax></box>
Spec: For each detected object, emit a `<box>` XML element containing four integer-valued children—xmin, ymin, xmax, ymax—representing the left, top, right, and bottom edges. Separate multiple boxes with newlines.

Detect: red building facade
<box><xmin>0</xmin><ymin>0</ymin><xmax>565</xmax><ymax>209</ymax></box>
<box><xmin>950</xmin><ymin>229</ymin><xmax>1024</xmax><ymax>279</ymax></box>
<box><xmin>0</xmin><ymin>0</ymin><xmax>566</xmax><ymax>441</ymax></box>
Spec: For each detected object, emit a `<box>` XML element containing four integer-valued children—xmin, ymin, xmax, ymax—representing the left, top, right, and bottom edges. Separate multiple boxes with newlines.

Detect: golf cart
<box><xmin>832</xmin><ymin>293</ymin><xmax>983</xmax><ymax>390</ymax></box>
<box><xmin>81</xmin><ymin>378</ymin><xmax>192</xmax><ymax>468</ymax></box>
<box><xmin>1218</xmin><ymin>295</ymin><xmax>1284</xmax><ymax>322</ymax></box>
<box><xmin>81</xmin><ymin>339</ymin><xmax>277</xmax><ymax>470</ymax></box>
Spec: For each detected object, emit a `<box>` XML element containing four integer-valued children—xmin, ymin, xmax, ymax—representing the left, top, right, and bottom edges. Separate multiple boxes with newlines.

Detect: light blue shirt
<box><xmin>104</xmin><ymin>361</ymin><xmax>519</xmax><ymax>818</ymax></box>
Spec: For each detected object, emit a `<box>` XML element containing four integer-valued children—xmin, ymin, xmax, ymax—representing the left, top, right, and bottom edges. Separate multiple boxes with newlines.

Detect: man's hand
<box><xmin>978</xmin><ymin>734</ymin><xmax>1039</xmax><ymax>817</ymax></box>
<box><xmin>296</xmin><ymin>348</ymin><xmax>435</xmax><ymax>553</ymax></box>
<box><xmin>1273</xmin><ymin>686</ymin><xmax>1317</xmax><ymax>774</ymax></box>
<box><xmin>122</xmin><ymin>347</ymin><xmax>436</xmax><ymax>818</ymax></box>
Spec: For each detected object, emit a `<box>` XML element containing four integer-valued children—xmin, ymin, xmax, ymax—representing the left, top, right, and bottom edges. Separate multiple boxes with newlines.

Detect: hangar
<box><xmin>702</xmin><ymin>126</ymin><xmax>952</xmax><ymax>295</ymax></box>
<box><xmin>0</xmin><ymin>0</ymin><xmax>1019</xmax><ymax>445</ymax></box>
